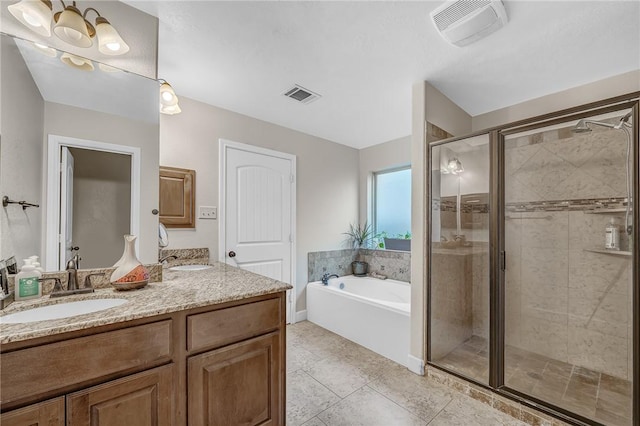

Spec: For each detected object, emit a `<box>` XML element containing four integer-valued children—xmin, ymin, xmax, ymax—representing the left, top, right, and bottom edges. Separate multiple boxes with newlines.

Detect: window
<box><xmin>373</xmin><ymin>167</ymin><xmax>411</xmax><ymax>247</ymax></box>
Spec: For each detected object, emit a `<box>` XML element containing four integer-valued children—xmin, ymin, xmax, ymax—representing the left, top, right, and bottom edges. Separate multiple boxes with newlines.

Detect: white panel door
<box><xmin>60</xmin><ymin>146</ymin><xmax>74</xmax><ymax>270</ymax></box>
<box><xmin>223</xmin><ymin>143</ymin><xmax>294</xmax><ymax>321</ymax></box>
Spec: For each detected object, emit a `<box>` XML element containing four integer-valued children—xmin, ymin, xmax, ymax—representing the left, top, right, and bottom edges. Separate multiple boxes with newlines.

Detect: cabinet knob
<box><xmin>228</xmin><ymin>251</ymin><xmax>236</xmax><ymax>258</ymax></box>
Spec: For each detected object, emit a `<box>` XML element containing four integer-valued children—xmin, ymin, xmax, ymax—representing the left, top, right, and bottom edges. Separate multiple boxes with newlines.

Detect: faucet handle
<box><xmin>84</xmin><ymin>273</ymin><xmax>105</xmax><ymax>289</ymax></box>
<box><xmin>38</xmin><ymin>277</ymin><xmax>62</xmax><ymax>293</ymax></box>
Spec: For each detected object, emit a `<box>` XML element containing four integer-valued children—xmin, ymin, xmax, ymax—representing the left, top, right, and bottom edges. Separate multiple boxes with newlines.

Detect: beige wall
<box><xmin>69</xmin><ymin>148</ymin><xmax>131</xmax><ymax>269</ymax></box>
<box><xmin>358</xmin><ymin>136</ymin><xmax>411</xmax><ymax>225</ymax></box>
<box><xmin>44</xmin><ymin>102</ymin><xmax>159</xmax><ymax>266</ymax></box>
<box><xmin>0</xmin><ymin>36</ymin><xmax>44</xmax><ymax>265</ymax></box>
<box><xmin>472</xmin><ymin>70</ymin><xmax>640</xmax><ymax>131</ymax></box>
<box><xmin>159</xmin><ymin>96</ymin><xmax>359</xmax><ymax>313</ymax></box>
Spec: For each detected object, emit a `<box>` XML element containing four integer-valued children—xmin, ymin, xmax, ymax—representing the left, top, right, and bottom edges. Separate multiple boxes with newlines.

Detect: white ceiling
<box><xmin>126</xmin><ymin>1</ymin><xmax>640</xmax><ymax>149</ymax></box>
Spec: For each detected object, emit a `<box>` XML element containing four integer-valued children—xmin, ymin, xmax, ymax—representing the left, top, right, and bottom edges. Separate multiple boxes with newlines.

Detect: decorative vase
<box><xmin>110</xmin><ymin>235</ymin><xmax>149</xmax><ymax>290</ymax></box>
<box><xmin>351</xmin><ymin>261</ymin><xmax>368</xmax><ymax>277</ymax></box>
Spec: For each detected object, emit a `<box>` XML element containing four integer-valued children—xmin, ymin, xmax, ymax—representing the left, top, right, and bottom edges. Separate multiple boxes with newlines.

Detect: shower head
<box><xmin>572</xmin><ymin>119</ymin><xmax>592</xmax><ymax>133</ymax></box>
<box><xmin>572</xmin><ymin>113</ymin><xmax>632</xmax><ymax>133</ymax></box>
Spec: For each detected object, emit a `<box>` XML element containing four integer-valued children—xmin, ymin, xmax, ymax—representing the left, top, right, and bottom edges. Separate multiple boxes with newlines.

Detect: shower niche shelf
<box><xmin>584</xmin><ymin>248</ymin><xmax>632</xmax><ymax>257</ymax></box>
<box><xmin>584</xmin><ymin>208</ymin><xmax>629</xmax><ymax>215</ymax></box>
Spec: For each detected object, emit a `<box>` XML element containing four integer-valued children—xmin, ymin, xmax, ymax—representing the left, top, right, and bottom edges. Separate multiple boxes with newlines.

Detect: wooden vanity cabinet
<box><xmin>0</xmin><ymin>292</ymin><xmax>286</xmax><ymax>426</ymax></box>
<box><xmin>0</xmin><ymin>397</ymin><xmax>65</xmax><ymax>426</ymax></box>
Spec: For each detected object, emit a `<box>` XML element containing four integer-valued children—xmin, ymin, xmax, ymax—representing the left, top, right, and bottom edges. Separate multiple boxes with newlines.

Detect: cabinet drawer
<box><xmin>1</xmin><ymin>320</ymin><xmax>172</xmax><ymax>406</ymax></box>
<box><xmin>187</xmin><ymin>298</ymin><xmax>280</xmax><ymax>352</ymax></box>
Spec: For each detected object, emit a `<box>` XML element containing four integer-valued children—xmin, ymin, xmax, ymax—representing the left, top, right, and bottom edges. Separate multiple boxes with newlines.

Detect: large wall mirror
<box><xmin>0</xmin><ymin>33</ymin><xmax>160</xmax><ymax>271</ymax></box>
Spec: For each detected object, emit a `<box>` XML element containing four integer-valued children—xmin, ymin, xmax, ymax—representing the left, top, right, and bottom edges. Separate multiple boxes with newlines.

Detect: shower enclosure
<box><xmin>428</xmin><ymin>96</ymin><xmax>639</xmax><ymax>426</ymax></box>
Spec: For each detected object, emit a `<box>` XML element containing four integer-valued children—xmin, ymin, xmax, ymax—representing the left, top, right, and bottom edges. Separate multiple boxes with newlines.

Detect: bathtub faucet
<box><xmin>321</xmin><ymin>273</ymin><xmax>339</xmax><ymax>285</ymax></box>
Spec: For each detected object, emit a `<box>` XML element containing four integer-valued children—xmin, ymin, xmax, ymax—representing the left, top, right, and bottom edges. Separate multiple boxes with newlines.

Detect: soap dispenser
<box><xmin>605</xmin><ymin>218</ymin><xmax>620</xmax><ymax>250</ymax></box>
<box><xmin>15</xmin><ymin>260</ymin><xmax>42</xmax><ymax>300</ymax></box>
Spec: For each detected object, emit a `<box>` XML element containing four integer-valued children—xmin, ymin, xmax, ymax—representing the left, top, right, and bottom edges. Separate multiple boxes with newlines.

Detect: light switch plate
<box><xmin>199</xmin><ymin>206</ymin><xmax>217</xmax><ymax>219</ymax></box>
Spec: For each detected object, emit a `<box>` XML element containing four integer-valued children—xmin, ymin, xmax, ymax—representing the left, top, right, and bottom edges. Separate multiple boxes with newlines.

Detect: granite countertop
<box><xmin>0</xmin><ymin>262</ymin><xmax>292</xmax><ymax>345</ymax></box>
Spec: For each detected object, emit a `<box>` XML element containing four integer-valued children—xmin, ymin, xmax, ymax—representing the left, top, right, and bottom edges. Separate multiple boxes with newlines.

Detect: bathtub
<box><xmin>306</xmin><ymin>275</ymin><xmax>410</xmax><ymax>366</ymax></box>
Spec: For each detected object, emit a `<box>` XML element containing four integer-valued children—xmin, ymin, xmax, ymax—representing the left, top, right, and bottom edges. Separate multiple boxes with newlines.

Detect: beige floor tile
<box><xmin>286</xmin><ymin>369</ymin><xmax>340</xmax><ymax>426</ymax></box>
<box><xmin>301</xmin><ymin>417</ymin><xmax>327</xmax><ymax>426</ymax></box>
<box><xmin>368</xmin><ymin>365</ymin><xmax>454</xmax><ymax>422</ymax></box>
<box><xmin>429</xmin><ymin>395</ymin><xmax>528</xmax><ymax>426</ymax></box>
<box><xmin>288</xmin><ymin>343</ymin><xmax>322</xmax><ymax>373</ymax></box>
<box><xmin>317</xmin><ymin>386</ymin><xmax>426</xmax><ymax>426</ymax></box>
<box><xmin>303</xmin><ymin>355</ymin><xmax>373</xmax><ymax>398</ymax></box>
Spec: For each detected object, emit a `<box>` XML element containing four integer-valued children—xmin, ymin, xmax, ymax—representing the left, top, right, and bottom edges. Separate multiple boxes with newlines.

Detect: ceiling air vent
<box><xmin>283</xmin><ymin>85</ymin><xmax>321</xmax><ymax>104</ymax></box>
<box><xmin>430</xmin><ymin>0</ymin><xmax>508</xmax><ymax>47</ymax></box>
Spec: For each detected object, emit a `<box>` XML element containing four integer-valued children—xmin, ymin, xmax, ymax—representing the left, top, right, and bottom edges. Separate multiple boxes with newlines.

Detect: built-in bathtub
<box><xmin>306</xmin><ymin>275</ymin><xmax>410</xmax><ymax>366</ymax></box>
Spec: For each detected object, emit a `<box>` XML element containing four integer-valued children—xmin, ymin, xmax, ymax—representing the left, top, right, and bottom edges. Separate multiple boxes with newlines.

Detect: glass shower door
<box><xmin>502</xmin><ymin>109</ymin><xmax>634</xmax><ymax>425</ymax></box>
<box><xmin>429</xmin><ymin>133</ymin><xmax>491</xmax><ymax>385</ymax></box>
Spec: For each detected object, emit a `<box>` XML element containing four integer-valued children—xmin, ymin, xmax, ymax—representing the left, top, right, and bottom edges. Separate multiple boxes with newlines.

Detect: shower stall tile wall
<box><xmin>504</xmin><ymin>119</ymin><xmax>633</xmax><ymax>381</ymax></box>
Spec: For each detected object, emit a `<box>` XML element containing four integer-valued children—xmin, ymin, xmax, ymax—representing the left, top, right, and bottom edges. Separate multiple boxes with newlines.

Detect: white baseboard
<box><xmin>407</xmin><ymin>354</ymin><xmax>425</xmax><ymax>375</ymax></box>
<box><xmin>295</xmin><ymin>309</ymin><xmax>307</xmax><ymax>323</ymax></box>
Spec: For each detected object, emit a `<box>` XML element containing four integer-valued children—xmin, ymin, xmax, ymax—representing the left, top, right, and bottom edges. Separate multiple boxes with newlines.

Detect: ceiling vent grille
<box><xmin>283</xmin><ymin>85</ymin><xmax>321</xmax><ymax>104</ymax></box>
<box><xmin>430</xmin><ymin>0</ymin><xmax>508</xmax><ymax>47</ymax></box>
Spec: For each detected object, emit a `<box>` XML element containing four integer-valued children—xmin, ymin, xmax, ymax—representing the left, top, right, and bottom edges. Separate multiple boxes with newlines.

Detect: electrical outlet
<box><xmin>199</xmin><ymin>206</ymin><xmax>217</xmax><ymax>220</ymax></box>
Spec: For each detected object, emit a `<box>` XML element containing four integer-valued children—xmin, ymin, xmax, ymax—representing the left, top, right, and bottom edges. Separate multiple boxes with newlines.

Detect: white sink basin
<box><xmin>0</xmin><ymin>298</ymin><xmax>128</xmax><ymax>324</ymax></box>
<box><xmin>169</xmin><ymin>264</ymin><xmax>212</xmax><ymax>271</ymax></box>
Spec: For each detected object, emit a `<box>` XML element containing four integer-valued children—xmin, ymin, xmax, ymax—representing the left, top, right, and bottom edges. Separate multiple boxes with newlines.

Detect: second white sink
<box><xmin>0</xmin><ymin>298</ymin><xmax>128</xmax><ymax>324</ymax></box>
<box><xmin>169</xmin><ymin>264</ymin><xmax>212</xmax><ymax>271</ymax></box>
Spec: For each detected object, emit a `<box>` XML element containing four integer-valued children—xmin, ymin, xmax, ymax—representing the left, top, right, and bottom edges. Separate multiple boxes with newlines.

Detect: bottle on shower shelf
<box><xmin>605</xmin><ymin>218</ymin><xmax>620</xmax><ymax>251</ymax></box>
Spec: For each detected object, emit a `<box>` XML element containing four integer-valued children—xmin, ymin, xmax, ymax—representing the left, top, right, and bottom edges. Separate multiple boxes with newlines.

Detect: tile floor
<box><xmin>434</xmin><ymin>335</ymin><xmax>632</xmax><ymax>426</ymax></box>
<box><xmin>287</xmin><ymin>321</ymin><xmax>530</xmax><ymax>426</ymax></box>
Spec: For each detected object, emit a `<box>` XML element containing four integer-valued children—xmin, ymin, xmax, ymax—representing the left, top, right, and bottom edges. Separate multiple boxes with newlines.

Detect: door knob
<box><xmin>70</xmin><ymin>246</ymin><xmax>80</xmax><ymax>251</ymax></box>
<box><xmin>228</xmin><ymin>251</ymin><xmax>236</xmax><ymax>258</ymax></box>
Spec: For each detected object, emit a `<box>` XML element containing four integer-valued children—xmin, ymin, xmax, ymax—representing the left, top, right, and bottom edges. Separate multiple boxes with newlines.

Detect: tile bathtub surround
<box><xmin>308</xmin><ymin>248</ymin><xmax>410</xmax><ymax>283</ymax></box>
<box><xmin>287</xmin><ymin>321</ymin><xmax>562</xmax><ymax>426</ymax></box>
<box><xmin>7</xmin><ymin>264</ymin><xmax>163</xmax><ymax>295</ymax></box>
<box><xmin>159</xmin><ymin>247</ymin><xmax>209</xmax><ymax>267</ymax></box>
<box><xmin>308</xmin><ymin>249</ymin><xmax>358</xmax><ymax>282</ymax></box>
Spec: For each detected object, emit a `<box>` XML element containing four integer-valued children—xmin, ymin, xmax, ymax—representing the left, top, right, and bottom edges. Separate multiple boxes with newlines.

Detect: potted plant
<box><xmin>382</xmin><ymin>231</ymin><xmax>411</xmax><ymax>252</ymax></box>
<box><xmin>343</xmin><ymin>222</ymin><xmax>374</xmax><ymax>276</ymax></box>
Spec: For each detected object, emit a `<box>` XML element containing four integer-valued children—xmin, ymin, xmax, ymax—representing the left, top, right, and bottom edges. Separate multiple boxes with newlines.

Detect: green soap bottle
<box><xmin>15</xmin><ymin>260</ymin><xmax>42</xmax><ymax>300</ymax></box>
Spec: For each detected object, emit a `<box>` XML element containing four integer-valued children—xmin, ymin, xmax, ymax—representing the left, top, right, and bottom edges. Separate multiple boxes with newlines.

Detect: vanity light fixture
<box><xmin>159</xmin><ymin>80</ymin><xmax>182</xmax><ymax>115</ymax></box>
<box><xmin>60</xmin><ymin>51</ymin><xmax>94</xmax><ymax>71</ymax></box>
<box><xmin>8</xmin><ymin>0</ymin><xmax>130</xmax><ymax>55</ymax></box>
<box><xmin>7</xmin><ymin>0</ymin><xmax>53</xmax><ymax>37</ymax></box>
<box><xmin>446</xmin><ymin>158</ymin><xmax>464</xmax><ymax>175</ymax></box>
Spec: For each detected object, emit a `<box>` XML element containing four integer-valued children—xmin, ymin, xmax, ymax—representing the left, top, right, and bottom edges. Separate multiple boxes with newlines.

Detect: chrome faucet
<box><xmin>321</xmin><ymin>273</ymin><xmax>339</xmax><ymax>285</ymax></box>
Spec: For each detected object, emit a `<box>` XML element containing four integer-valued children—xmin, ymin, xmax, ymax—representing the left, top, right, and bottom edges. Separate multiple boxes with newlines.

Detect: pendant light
<box><xmin>95</xmin><ymin>16</ymin><xmax>129</xmax><ymax>55</ymax></box>
<box><xmin>53</xmin><ymin>4</ymin><xmax>93</xmax><ymax>47</ymax></box>
<box><xmin>159</xmin><ymin>81</ymin><xmax>181</xmax><ymax>115</ymax></box>
<box><xmin>60</xmin><ymin>52</ymin><xmax>94</xmax><ymax>71</ymax></box>
<box><xmin>7</xmin><ymin>0</ymin><xmax>53</xmax><ymax>37</ymax></box>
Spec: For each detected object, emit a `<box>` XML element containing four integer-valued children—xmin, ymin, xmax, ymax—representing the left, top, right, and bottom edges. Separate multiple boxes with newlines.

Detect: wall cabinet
<box><xmin>0</xmin><ymin>293</ymin><xmax>286</xmax><ymax>426</ymax></box>
<box><xmin>159</xmin><ymin>166</ymin><xmax>196</xmax><ymax>228</ymax></box>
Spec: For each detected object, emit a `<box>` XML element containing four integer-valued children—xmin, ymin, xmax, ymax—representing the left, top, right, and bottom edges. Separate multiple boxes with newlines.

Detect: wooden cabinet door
<box><xmin>188</xmin><ymin>332</ymin><xmax>282</xmax><ymax>426</ymax></box>
<box><xmin>159</xmin><ymin>166</ymin><xmax>195</xmax><ymax>228</ymax></box>
<box><xmin>66</xmin><ymin>364</ymin><xmax>173</xmax><ymax>426</ymax></box>
<box><xmin>0</xmin><ymin>397</ymin><xmax>64</xmax><ymax>426</ymax></box>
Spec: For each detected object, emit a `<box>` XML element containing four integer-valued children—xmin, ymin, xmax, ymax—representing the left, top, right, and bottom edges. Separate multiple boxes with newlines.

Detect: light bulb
<box><xmin>162</xmin><ymin>92</ymin><xmax>174</xmax><ymax>102</ymax></box>
<box><xmin>22</xmin><ymin>11</ymin><xmax>41</xmax><ymax>27</ymax></box>
<box><xmin>63</xmin><ymin>27</ymin><xmax>83</xmax><ymax>41</ymax></box>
